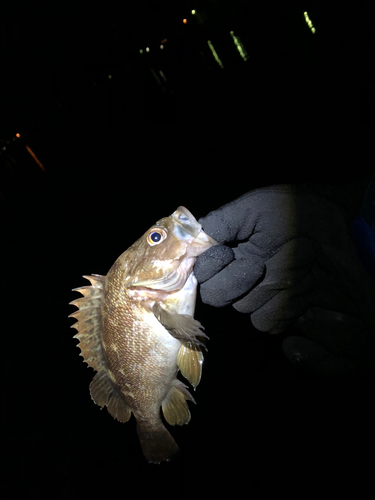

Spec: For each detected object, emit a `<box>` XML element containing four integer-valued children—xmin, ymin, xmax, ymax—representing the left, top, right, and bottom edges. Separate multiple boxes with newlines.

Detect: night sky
<box><xmin>1</xmin><ymin>0</ymin><xmax>375</xmax><ymax>498</ymax></box>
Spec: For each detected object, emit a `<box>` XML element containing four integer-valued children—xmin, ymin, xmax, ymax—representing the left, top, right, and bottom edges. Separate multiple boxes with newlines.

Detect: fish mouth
<box><xmin>172</xmin><ymin>206</ymin><xmax>202</xmax><ymax>239</ymax></box>
<box><xmin>173</xmin><ymin>206</ymin><xmax>218</xmax><ymax>257</ymax></box>
<box><xmin>133</xmin><ymin>207</ymin><xmax>217</xmax><ymax>293</ymax></box>
<box><xmin>188</xmin><ymin>229</ymin><xmax>218</xmax><ymax>257</ymax></box>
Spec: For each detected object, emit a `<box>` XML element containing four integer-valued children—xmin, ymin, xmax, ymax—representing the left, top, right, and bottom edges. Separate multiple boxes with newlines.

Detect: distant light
<box><xmin>161</xmin><ymin>38</ymin><xmax>167</xmax><ymax>44</ymax></box>
<box><xmin>183</xmin><ymin>18</ymin><xmax>187</xmax><ymax>24</ymax></box>
<box><xmin>16</xmin><ymin>133</ymin><xmax>21</xmax><ymax>138</ymax></box>
<box><xmin>207</xmin><ymin>40</ymin><xmax>224</xmax><ymax>69</ymax></box>
<box><xmin>146</xmin><ymin>47</ymin><xmax>150</xmax><ymax>52</ymax></box>
<box><xmin>230</xmin><ymin>31</ymin><xmax>248</xmax><ymax>62</ymax></box>
<box><xmin>160</xmin><ymin>44</ymin><xmax>164</xmax><ymax>49</ymax></box>
<box><xmin>139</xmin><ymin>49</ymin><xmax>143</xmax><ymax>54</ymax></box>
<box><xmin>304</xmin><ymin>11</ymin><xmax>316</xmax><ymax>34</ymax></box>
<box><xmin>25</xmin><ymin>145</ymin><xmax>45</xmax><ymax>172</ymax></box>
<box><xmin>191</xmin><ymin>10</ymin><xmax>196</xmax><ymax>15</ymax></box>
<box><xmin>108</xmin><ymin>75</ymin><xmax>112</xmax><ymax>79</ymax></box>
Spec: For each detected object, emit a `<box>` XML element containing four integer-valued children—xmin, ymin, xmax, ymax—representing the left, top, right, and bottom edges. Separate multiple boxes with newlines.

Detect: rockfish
<box><xmin>70</xmin><ymin>207</ymin><xmax>217</xmax><ymax>463</ymax></box>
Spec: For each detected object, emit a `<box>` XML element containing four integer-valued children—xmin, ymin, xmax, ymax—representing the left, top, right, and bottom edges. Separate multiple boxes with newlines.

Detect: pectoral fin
<box><xmin>152</xmin><ymin>303</ymin><xmax>209</xmax><ymax>349</ymax></box>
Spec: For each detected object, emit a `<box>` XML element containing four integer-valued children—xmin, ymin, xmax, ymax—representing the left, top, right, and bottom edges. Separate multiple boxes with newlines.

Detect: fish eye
<box><xmin>146</xmin><ymin>228</ymin><xmax>167</xmax><ymax>246</ymax></box>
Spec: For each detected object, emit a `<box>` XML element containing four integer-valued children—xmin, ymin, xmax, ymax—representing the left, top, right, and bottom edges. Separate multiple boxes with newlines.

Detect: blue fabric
<box><xmin>352</xmin><ymin>174</ymin><xmax>375</xmax><ymax>280</ymax></box>
<box><xmin>352</xmin><ymin>216</ymin><xmax>375</xmax><ymax>280</ymax></box>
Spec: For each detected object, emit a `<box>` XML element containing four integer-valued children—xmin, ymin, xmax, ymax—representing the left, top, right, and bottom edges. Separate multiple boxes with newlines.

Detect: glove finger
<box><xmin>282</xmin><ymin>336</ymin><xmax>358</xmax><ymax>378</ymax></box>
<box><xmin>198</xmin><ymin>193</ymin><xmax>258</xmax><ymax>244</ymax></box>
<box><xmin>198</xmin><ymin>185</ymin><xmax>305</xmax><ymax>245</ymax></box>
<box><xmin>199</xmin><ymin>254</ymin><xmax>265</xmax><ymax>307</ymax></box>
<box><xmin>245</xmin><ymin>274</ymin><xmax>314</xmax><ymax>333</ymax></box>
<box><xmin>296</xmin><ymin>307</ymin><xmax>375</xmax><ymax>362</ymax></box>
<box><xmin>233</xmin><ymin>238</ymin><xmax>314</xmax><ymax>317</ymax></box>
<box><xmin>194</xmin><ymin>245</ymin><xmax>235</xmax><ymax>284</ymax></box>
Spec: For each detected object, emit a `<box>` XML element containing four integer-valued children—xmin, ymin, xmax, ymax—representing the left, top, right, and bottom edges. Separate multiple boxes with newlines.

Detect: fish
<box><xmin>69</xmin><ymin>206</ymin><xmax>217</xmax><ymax>463</ymax></box>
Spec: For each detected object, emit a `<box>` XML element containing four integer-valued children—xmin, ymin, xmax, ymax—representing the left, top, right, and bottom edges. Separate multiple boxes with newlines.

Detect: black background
<box><xmin>1</xmin><ymin>0</ymin><xmax>374</xmax><ymax>497</ymax></box>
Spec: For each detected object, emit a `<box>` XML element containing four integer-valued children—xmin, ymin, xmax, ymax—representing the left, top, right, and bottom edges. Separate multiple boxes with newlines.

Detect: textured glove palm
<box><xmin>194</xmin><ymin>184</ymin><xmax>375</xmax><ymax>377</ymax></box>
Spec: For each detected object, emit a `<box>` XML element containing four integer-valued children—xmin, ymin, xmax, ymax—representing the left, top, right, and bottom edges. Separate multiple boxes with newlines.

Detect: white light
<box><xmin>160</xmin><ymin>44</ymin><xmax>164</xmax><ymax>49</ymax></box>
<box><xmin>146</xmin><ymin>47</ymin><xmax>150</xmax><ymax>52</ymax></box>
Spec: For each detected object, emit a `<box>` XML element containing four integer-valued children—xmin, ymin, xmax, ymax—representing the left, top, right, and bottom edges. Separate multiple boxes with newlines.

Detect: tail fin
<box><xmin>137</xmin><ymin>421</ymin><xmax>179</xmax><ymax>464</ymax></box>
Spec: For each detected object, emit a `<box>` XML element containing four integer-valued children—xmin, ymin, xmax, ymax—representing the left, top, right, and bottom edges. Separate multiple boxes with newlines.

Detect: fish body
<box><xmin>70</xmin><ymin>207</ymin><xmax>217</xmax><ymax>463</ymax></box>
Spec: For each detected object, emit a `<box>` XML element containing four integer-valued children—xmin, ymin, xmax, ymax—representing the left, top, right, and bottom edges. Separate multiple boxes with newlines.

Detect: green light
<box><xmin>304</xmin><ymin>11</ymin><xmax>316</xmax><ymax>34</ymax></box>
<box><xmin>191</xmin><ymin>9</ymin><xmax>196</xmax><ymax>15</ymax></box>
<box><xmin>230</xmin><ymin>31</ymin><xmax>248</xmax><ymax>62</ymax></box>
<box><xmin>207</xmin><ymin>40</ymin><xmax>224</xmax><ymax>69</ymax></box>
<box><xmin>139</xmin><ymin>49</ymin><xmax>143</xmax><ymax>54</ymax></box>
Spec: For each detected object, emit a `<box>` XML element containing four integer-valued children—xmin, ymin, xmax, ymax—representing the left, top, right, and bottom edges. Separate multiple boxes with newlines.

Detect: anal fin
<box><xmin>162</xmin><ymin>379</ymin><xmax>196</xmax><ymax>426</ymax></box>
<box><xmin>90</xmin><ymin>371</ymin><xmax>132</xmax><ymax>423</ymax></box>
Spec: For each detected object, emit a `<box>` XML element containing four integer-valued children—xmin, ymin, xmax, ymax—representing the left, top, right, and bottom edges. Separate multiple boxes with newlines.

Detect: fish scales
<box><xmin>70</xmin><ymin>206</ymin><xmax>217</xmax><ymax>463</ymax></box>
<box><xmin>103</xmin><ymin>282</ymin><xmax>181</xmax><ymax>417</ymax></box>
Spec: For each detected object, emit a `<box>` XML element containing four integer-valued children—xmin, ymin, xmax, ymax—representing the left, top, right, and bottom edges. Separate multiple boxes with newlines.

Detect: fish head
<box><xmin>115</xmin><ymin>206</ymin><xmax>217</xmax><ymax>292</ymax></box>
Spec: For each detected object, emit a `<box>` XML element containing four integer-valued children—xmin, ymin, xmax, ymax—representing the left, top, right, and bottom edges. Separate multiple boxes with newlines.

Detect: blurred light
<box><xmin>108</xmin><ymin>75</ymin><xmax>112</xmax><ymax>79</ymax></box>
<box><xmin>161</xmin><ymin>38</ymin><xmax>167</xmax><ymax>44</ymax></box>
<box><xmin>25</xmin><ymin>145</ymin><xmax>45</xmax><ymax>172</ymax></box>
<box><xmin>191</xmin><ymin>10</ymin><xmax>196</xmax><ymax>15</ymax></box>
<box><xmin>304</xmin><ymin>11</ymin><xmax>316</xmax><ymax>34</ymax></box>
<box><xmin>139</xmin><ymin>49</ymin><xmax>144</xmax><ymax>54</ymax></box>
<box><xmin>146</xmin><ymin>47</ymin><xmax>150</xmax><ymax>52</ymax></box>
<box><xmin>150</xmin><ymin>67</ymin><xmax>166</xmax><ymax>93</ymax></box>
<box><xmin>230</xmin><ymin>31</ymin><xmax>248</xmax><ymax>61</ymax></box>
<box><xmin>160</xmin><ymin>44</ymin><xmax>164</xmax><ymax>49</ymax></box>
<box><xmin>207</xmin><ymin>40</ymin><xmax>224</xmax><ymax>69</ymax></box>
<box><xmin>183</xmin><ymin>18</ymin><xmax>187</xmax><ymax>24</ymax></box>
<box><xmin>16</xmin><ymin>133</ymin><xmax>21</xmax><ymax>138</ymax></box>
<box><xmin>159</xmin><ymin>70</ymin><xmax>167</xmax><ymax>82</ymax></box>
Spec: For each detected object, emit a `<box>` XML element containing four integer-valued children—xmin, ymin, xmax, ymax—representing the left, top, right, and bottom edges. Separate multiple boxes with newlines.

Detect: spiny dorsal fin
<box><xmin>90</xmin><ymin>371</ymin><xmax>132</xmax><ymax>423</ymax></box>
<box><xmin>177</xmin><ymin>343</ymin><xmax>204</xmax><ymax>389</ymax></box>
<box><xmin>69</xmin><ymin>274</ymin><xmax>106</xmax><ymax>373</ymax></box>
<box><xmin>162</xmin><ymin>379</ymin><xmax>196</xmax><ymax>426</ymax></box>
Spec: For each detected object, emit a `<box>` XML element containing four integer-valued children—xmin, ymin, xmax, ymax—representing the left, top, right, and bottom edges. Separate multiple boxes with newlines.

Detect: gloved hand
<box><xmin>194</xmin><ymin>184</ymin><xmax>375</xmax><ymax>378</ymax></box>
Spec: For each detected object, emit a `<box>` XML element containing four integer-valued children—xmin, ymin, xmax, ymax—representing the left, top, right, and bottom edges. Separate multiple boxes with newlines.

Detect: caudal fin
<box><xmin>137</xmin><ymin>422</ymin><xmax>179</xmax><ymax>464</ymax></box>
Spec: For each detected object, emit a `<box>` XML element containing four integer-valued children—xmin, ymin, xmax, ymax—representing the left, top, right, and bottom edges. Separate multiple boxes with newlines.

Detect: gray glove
<box><xmin>194</xmin><ymin>184</ymin><xmax>375</xmax><ymax>378</ymax></box>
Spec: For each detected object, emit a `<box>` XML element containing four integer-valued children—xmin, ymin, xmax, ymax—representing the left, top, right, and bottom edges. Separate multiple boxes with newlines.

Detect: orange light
<box><xmin>25</xmin><ymin>145</ymin><xmax>45</xmax><ymax>172</ymax></box>
<box><xmin>16</xmin><ymin>133</ymin><xmax>21</xmax><ymax>138</ymax></box>
<box><xmin>183</xmin><ymin>18</ymin><xmax>187</xmax><ymax>24</ymax></box>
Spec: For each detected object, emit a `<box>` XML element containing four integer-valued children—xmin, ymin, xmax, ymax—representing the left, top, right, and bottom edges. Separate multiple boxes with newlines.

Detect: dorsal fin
<box><xmin>69</xmin><ymin>274</ymin><xmax>106</xmax><ymax>373</ymax></box>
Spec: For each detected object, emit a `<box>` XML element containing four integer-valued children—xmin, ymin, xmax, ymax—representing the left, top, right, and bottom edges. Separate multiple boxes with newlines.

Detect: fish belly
<box><xmin>102</xmin><ymin>297</ymin><xmax>181</xmax><ymax>420</ymax></box>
